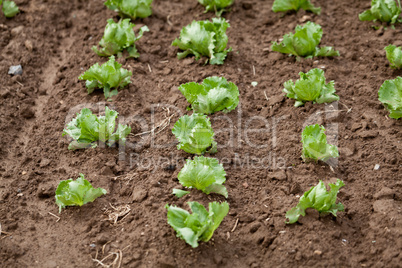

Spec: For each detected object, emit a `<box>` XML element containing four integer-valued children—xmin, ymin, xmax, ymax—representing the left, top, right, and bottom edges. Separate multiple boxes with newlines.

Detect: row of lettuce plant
<box><xmin>52</xmin><ymin>0</ymin><xmax>402</xmax><ymax>249</ymax></box>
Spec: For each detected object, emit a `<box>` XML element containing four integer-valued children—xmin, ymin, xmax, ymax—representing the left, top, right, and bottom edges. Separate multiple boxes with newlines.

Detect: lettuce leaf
<box><xmin>1</xmin><ymin>0</ymin><xmax>19</xmax><ymax>18</ymax></box>
<box><xmin>272</xmin><ymin>0</ymin><xmax>321</xmax><ymax>15</ymax></box>
<box><xmin>378</xmin><ymin>77</ymin><xmax>402</xmax><ymax>119</ymax></box>
<box><xmin>92</xmin><ymin>18</ymin><xmax>149</xmax><ymax>58</ymax></box>
<box><xmin>62</xmin><ymin>106</ymin><xmax>131</xmax><ymax>150</ymax></box>
<box><xmin>179</xmin><ymin>76</ymin><xmax>239</xmax><ymax>114</ymax></box>
<box><xmin>55</xmin><ymin>174</ymin><xmax>107</xmax><ymax>213</ymax></box>
<box><xmin>385</xmin><ymin>44</ymin><xmax>402</xmax><ymax>69</ymax></box>
<box><xmin>178</xmin><ymin>156</ymin><xmax>228</xmax><ymax>198</ymax></box>
<box><xmin>286</xmin><ymin>179</ymin><xmax>345</xmax><ymax>224</ymax></box>
<box><xmin>359</xmin><ymin>0</ymin><xmax>402</xmax><ymax>24</ymax></box>
<box><xmin>284</xmin><ymin>68</ymin><xmax>339</xmax><ymax>107</ymax></box>
<box><xmin>166</xmin><ymin>201</ymin><xmax>229</xmax><ymax>248</ymax></box>
<box><xmin>105</xmin><ymin>0</ymin><xmax>152</xmax><ymax>19</ymax></box>
<box><xmin>198</xmin><ymin>0</ymin><xmax>234</xmax><ymax>16</ymax></box>
<box><xmin>301</xmin><ymin>124</ymin><xmax>339</xmax><ymax>162</ymax></box>
<box><xmin>172</xmin><ymin>18</ymin><xmax>232</xmax><ymax>65</ymax></box>
<box><xmin>271</xmin><ymin>21</ymin><xmax>339</xmax><ymax>59</ymax></box>
<box><xmin>172</xmin><ymin>113</ymin><xmax>217</xmax><ymax>155</ymax></box>
<box><xmin>78</xmin><ymin>56</ymin><xmax>132</xmax><ymax>100</ymax></box>
<box><xmin>172</xmin><ymin>189</ymin><xmax>190</xmax><ymax>198</ymax></box>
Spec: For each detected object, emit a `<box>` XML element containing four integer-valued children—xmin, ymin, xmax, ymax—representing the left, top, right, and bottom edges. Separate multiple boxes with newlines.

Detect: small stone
<box><xmin>8</xmin><ymin>65</ymin><xmax>23</xmax><ymax>75</ymax></box>
<box><xmin>22</xmin><ymin>171</ymin><xmax>27</xmax><ymax>175</ymax></box>
<box><xmin>242</xmin><ymin>182</ymin><xmax>249</xmax><ymax>188</ymax></box>
<box><xmin>299</xmin><ymin>15</ymin><xmax>312</xmax><ymax>23</ymax></box>
<box><xmin>25</xmin><ymin>40</ymin><xmax>33</xmax><ymax>52</ymax></box>
<box><xmin>340</xmin><ymin>147</ymin><xmax>354</xmax><ymax>157</ymax></box>
<box><xmin>373</xmin><ymin>164</ymin><xmax>380</xmax><ymax>171</ymax></box>
<box><xmin>10</xmin><ymin>25</ymin><xmax>24</xmax><ymax>37</ymax></box>
<box><xmin>89</xmin><ymin>244</ymin><xmax>96</xmax><ymax>248</ymax></box>
<box><xmin>314</xmin><ymin>250</ymin><xmax>322</xmax><ymax>256</ymax></box>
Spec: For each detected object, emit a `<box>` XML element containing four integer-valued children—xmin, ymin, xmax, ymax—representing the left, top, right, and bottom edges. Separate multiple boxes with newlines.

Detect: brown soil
<box><xmin>1</xmin><ymin>0</ymin><xmax>401</xmax><ymax>267</ymax></box>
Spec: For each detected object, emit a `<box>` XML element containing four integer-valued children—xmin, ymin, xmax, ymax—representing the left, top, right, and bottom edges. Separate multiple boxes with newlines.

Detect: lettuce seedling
<box><xmin>378</xmin><ymin>77</ymin><xmax>402</xmax><ymax>119</ymax></box>
<box><xmin>198</xmin><ymin>0</ymin><xmax>234</xmax><ymax>16</ymax></box>
<box><xmin>286</xmin><ymin>179</ymin><xmax>345</xmax><ymax>224</ymax></box>
<box><xmin>271</xmin><ymin>21</ymin><xmax>339</xmax><ymax>59</ymax></box>
<box><xmin>79</xmin><ymin>56</ymin><xmax>131</xmax><ymax>100</ymax></box>
<box><xmin>172</xmin><ymin>18</ymin><xmax>232</xmax><ymax>65</ymax></box>
<box><xmin>105</xmin><ymin>0</ymin><xmax>152</xmax><ymax>19</ymax></box>
<box><xmin>385</xmin><ymin>45</ymin><xmax>402</xmax><ymax>69</ymax></box>
<box><xmin>172</xmin><ymin>113</ymin><xmax>217</xmax><ymax>155</ymax></box>
<box><xmin>166</xmin><ymin>201</ymin><xmax>229</xmax><ymax>248</ymax></box>
<box><xmin>177</xmin><ymin>156</ymin><xmax>228</xmax><ymax>198</ymax></box>
<box><xmin>359</xmin><ymin>0</ymin><xmax>402</xmax><ymax>24</ymax></box>
<box><xmin>301</xmin><ymin>124</ymin><xmax>339</xmax><ymax>162</ymax></box>
<box><xmin>0</xmin><ymin>0</ymin><xmax>19</xmax><ymax>18</ymax></box>
<box><xmin>284</xmin><ymin>68</ymin><xmax>339</xmax><ymax>107</ymax></box>
<box><xmin>272</xmin><ymin>0</ymin><xmax>321</xmax><ymax>15</ymax></box>
<box><xmin>55</xmin><ymin>174</ymin><xmax>107</xmax><ymax>213</ymax></box>
<box><xmin>62</xmin><ymin>106</ymin><xmax>131</xmax><ymax>150</ymax></box>
<box><xmin>92</xmin><ymin>18</ymin><xmax>149</xmax><ymax>58</ymax></box>
<box><xmin>179</xmin><ymin>76</ymin><xmax>239</xmax><ymax>114</ymax></box>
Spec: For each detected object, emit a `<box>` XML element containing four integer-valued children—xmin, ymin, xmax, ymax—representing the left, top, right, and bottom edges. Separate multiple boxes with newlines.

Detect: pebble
<box><xmin>89</xmin><ymin>244</ymin><xmax>96</xmax><ymax>248</ymax></box>
<box><xmin>25</xmin><ymin>40</ymin><xmax>33</xmax><ymax>52</ymax></box>
<box><xmin>8</xmin><ymin>65</ymin><xmax>23</xmax><ymax>75</ymax></box>
<box><xmin>10</xmin><ymin>25</ymin><xmax>24</xmax><ymax>37</ymax></box>
<box><xmin>314</xmin><ymin>250</ymin><xmax>322</xmax><ymax>256</ymax></box>
<box><xmin>373</xmin><ymin>164</ymin><xmax>380</xmax><ymax>171</ymax></box>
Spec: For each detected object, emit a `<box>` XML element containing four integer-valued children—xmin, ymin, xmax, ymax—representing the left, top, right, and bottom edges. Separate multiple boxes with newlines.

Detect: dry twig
<box><xmin>103</xmin><ymin>203</ymin><xmax>131</xmax><ymax>225</ymax></box>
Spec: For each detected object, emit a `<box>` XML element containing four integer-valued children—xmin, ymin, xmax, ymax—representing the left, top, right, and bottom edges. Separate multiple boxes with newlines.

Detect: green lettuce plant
<box><xmin>0</xmin><ymin>0</ymin><xmax>19</xmax><ymax>18</ymax></box>
<box><xmin>166</xmin><ymin>201</ymin><xmax>229</xmax><ymax>248</ymax></box>
<box><xmin>55</xmin><ymin>174</ymin><xmax>107</xmax><ymax>213</ymax></box>
<box><xmin>172</xmin><ymin>113</ymin><xmax>217</xmax><ymax>155</ymax></box>
<box><xmin>385</xmin><ymin>45</ymin><xmax>402</xmax><ymax>69</ymax></box>
<box><xmin>301</xmin><ymin>124</ymin><xmax>339</xmax><ymax>162</ymax></box>
<box><xmin>286</xmin><ymin>179</ymin><xmax>345</xmax><ymax>224</ymax></box>
<box><xmin>79</xmin><ymin>56</ymin><xmax>132</xmax><ymax>99</ymax></box>
<box><xmin>271</xmin><ymin>21</ymin><xmax>339</xmax><ymax>59</ymax></box>
<box><xmin>378</xmin><ymin>77</ymin><xmax>402</xmax><ymax>119</ymax></box>
<box><xmin>179</xmin><ymin>76</ymin><xmax>239</xmax><ymax>114</ymax></box>
<box><xmin>175</xmin><ymin>156</ymin><xmax>228</xmax><ymax>198</ymax></box>
<box><xmin>104</xmin><ymin>0</ymin><xmax>152</xmax><ymax>19</ymax></box>
<box><xmin>284</xmin><ymin>68</ymin><xmax>339</xmax><ymax>107</ymax></box>
<box><xmin>198</xmin><ymin>0</ymin><xmax>234</xmax><ymax>16</ymax></box>
<box><xmin>272</xmin><ymin>0</ymin><xmax>321</xmax><ymax>15</ymax></box>
<box><xmin>92</xmin><ymin>18</ymin><xmax>149</xmax><ymax>58</ymax></box>
<box><xmin>359</xmin><ymin>0</ymin><xmax>402</xmax><ymax>24</ymax></box>
<box><xmin>172</xmin><ymin>18</ymin><xmax>232</xmax><ymax>65</ymax></box>
<box><xmin>62</xmin><ymin>106</ymin><xmax>131</xmax><ymax>150</ymax></box>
